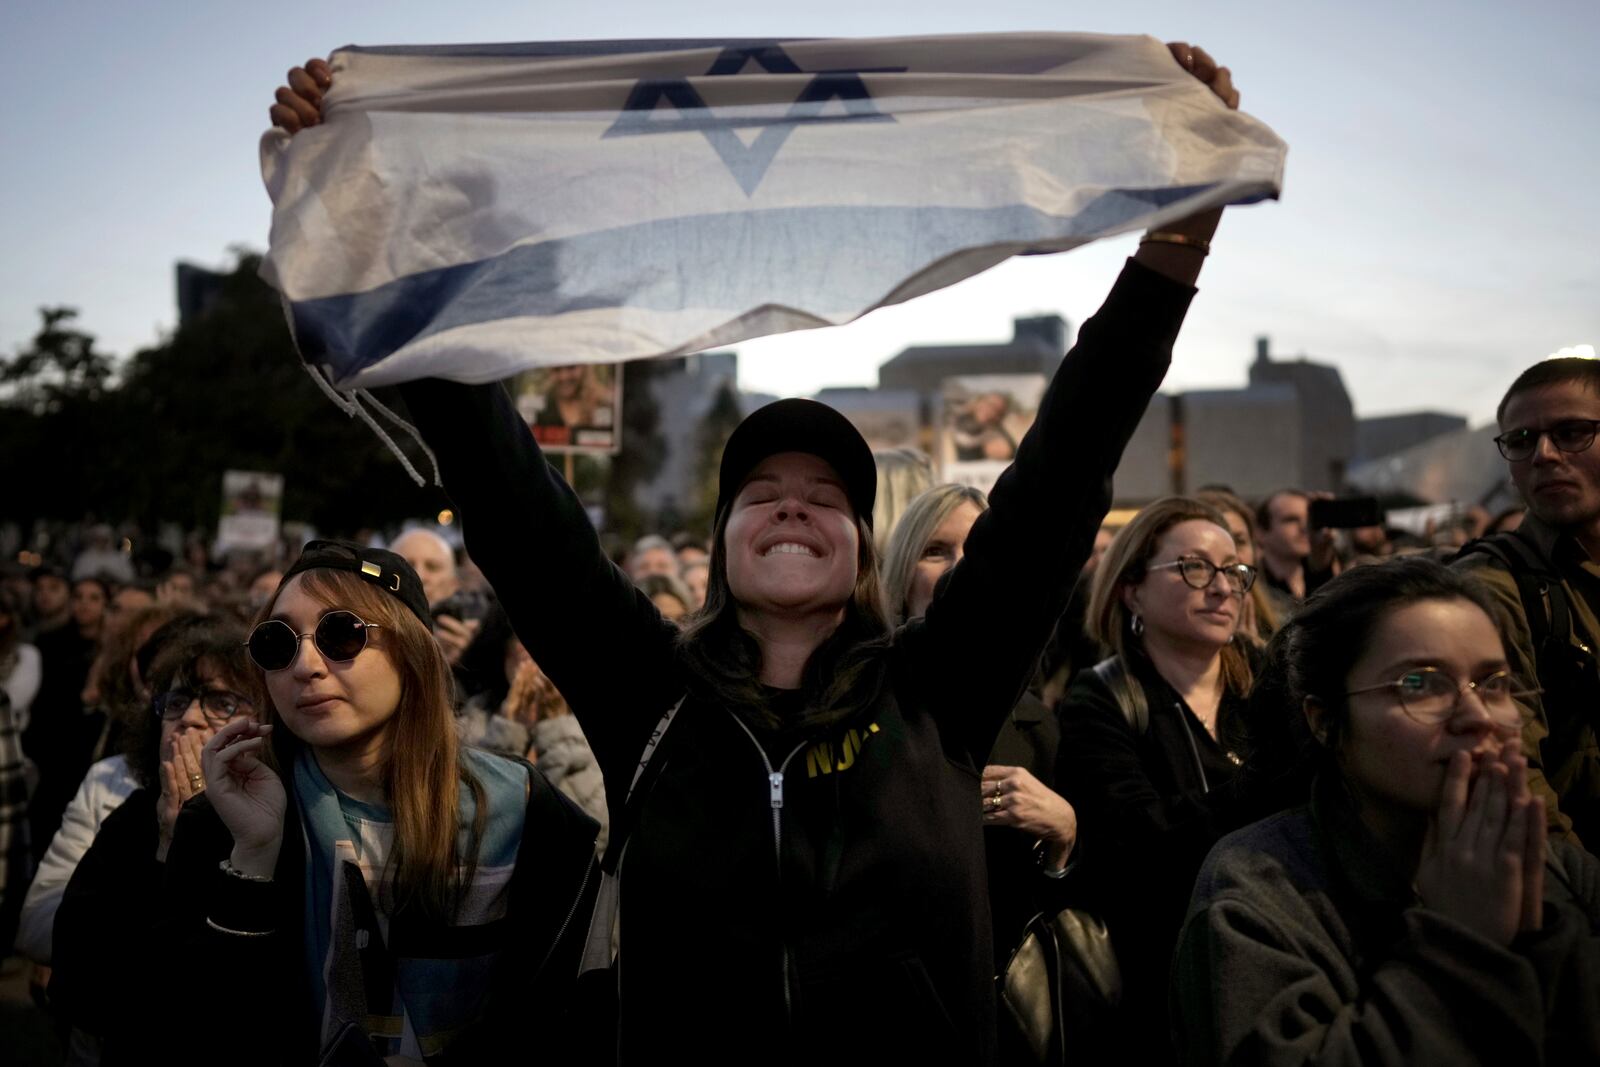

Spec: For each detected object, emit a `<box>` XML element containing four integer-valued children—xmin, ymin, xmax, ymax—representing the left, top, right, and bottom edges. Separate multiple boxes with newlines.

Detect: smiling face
<box><xmin>1332</xmin><ymin>598</ymin><xmax>1515</xmax><ymax>817</ymax></box>
<box><xmin>1125</xmin><ymin>520</ymin><xmax>1242</xmax><ymax>650</ymax></box>
<box><xmin>905</xmin><ymin>500</ymin><xmax>983</xmax><ymax>621</ymax></box>
<box><xmin>723</xmin><ymin>451</ymin><xmax>860</xmax><ymax>618</ymax></box>
<box><xmin>1500</xmin><ymin>381</ymin><xmax>1600</xmax><ymax>531</ymax></box>
<box><xmin>262</xmin><ymin>574</ymin><xmax>403</xmax><ymax>755</ymax></box>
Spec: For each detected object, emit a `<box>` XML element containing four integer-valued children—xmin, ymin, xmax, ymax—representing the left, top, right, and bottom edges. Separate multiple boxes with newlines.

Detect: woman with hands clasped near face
<box><xmin>1174</xmin><ymin>558</ymin><xmax>1600</xmax><ymax>1065</ymax></box>
<box><xmin>163</xmin><ymin>542</ymin><xmax>599</xmax><ymax>1067</ymax></box>
<box><xmin>48</xmin><ymin>618</ymin><xmax>261</xmax><ymax>1064</ymax></box>
<box><xmin>271</xmin><ymin>43</ymin><xmax>1239</xmax><ymax>1065</ymax></box>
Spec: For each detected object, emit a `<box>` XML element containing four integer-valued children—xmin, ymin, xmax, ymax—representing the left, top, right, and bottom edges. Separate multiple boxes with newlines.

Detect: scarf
<box><xmin>293</xmin><ymin>747</ymin><xmax>529</xmax><ymax>1060</ymax></box>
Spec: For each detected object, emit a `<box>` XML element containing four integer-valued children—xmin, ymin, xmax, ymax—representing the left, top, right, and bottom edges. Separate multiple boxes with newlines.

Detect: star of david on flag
<box><xmin>259</xmin><ymin>34</ymin><xmax>1286</xmax><ymax>391</ymax></box>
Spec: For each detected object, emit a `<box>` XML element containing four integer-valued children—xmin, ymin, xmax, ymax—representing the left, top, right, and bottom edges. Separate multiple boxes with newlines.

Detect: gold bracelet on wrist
<box><xmin>1139</xmin><ymin>231</ymin><xmax>1211</xmax><ymax>256</ymax></box>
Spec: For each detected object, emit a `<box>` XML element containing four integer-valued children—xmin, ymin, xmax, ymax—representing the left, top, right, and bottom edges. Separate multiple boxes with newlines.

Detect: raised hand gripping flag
<box><xmin>261</xmin><ymin>34</ymin><xmax>1286</xmax><ymax>391</ymax></box>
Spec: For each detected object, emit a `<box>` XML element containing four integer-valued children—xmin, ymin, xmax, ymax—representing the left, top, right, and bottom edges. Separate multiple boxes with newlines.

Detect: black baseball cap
<box><xmin>281</xmin><ymin>539</ymin><xmax>432</xmax><ymax>627</ymax></box>
<box><xmin>716</xmin><ymin>399</ymin><xmax>877</xmax><ymax>526</ymax></box>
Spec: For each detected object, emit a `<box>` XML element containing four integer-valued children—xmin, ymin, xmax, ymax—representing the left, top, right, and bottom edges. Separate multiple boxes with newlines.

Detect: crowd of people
<box><xmin>0</xmin><ymin>40</ymin><xmax>1595</xmax><ymax>1067</ymax></box>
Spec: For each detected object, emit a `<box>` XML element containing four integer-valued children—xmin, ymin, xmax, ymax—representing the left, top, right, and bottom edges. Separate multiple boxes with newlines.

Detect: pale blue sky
<box><xmin>2</xmin><ymin>1</ymin><xmax>1595</xmax><ymax>424</ymax></box>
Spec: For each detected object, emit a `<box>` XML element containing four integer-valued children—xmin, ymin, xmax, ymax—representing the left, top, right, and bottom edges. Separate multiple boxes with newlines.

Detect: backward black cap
<box><xmin>280</xmin><ymin>539</ymin><xmax>433</xmax><ymax>628</ymax></box>
<box><xmin>715</xmin><ymin>398</ymin><xmax>877</xmax><ymax>526</ymax></box>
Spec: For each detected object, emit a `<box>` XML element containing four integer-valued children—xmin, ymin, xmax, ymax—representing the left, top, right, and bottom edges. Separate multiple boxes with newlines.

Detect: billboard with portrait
<box><xmin>514</xmin><ymin>363</ymin><xmax>622</xmax><ymax>455</ymax></box>
<box><xmin>939</xmin><ymin>374</ymin><xmax>1047</xmax><ymax>492</ymax></box>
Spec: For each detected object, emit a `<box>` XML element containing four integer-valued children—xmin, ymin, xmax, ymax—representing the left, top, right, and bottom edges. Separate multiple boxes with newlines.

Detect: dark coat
<box><xmin>48</xmin><ymin>788</ymin><xmax>162</xmax><ymax>1066</ymax></box>
<box><xmin>1055</xmin><ymin>651</ymin><xmax>1250</xmax><ymax>1063</ymax></box>
<box><xmin>985</xmin><ymin>691</ymin><xmax>1079</xmax><ymax>970</ymax></box>
<box><xmin>400</xmin><ymin>258</ymin><xmax>1195</xmax><ymax>1065</ymax></box>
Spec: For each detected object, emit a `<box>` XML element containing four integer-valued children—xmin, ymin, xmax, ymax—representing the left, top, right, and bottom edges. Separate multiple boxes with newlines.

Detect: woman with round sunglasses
<box><xmin>270</xmin><ymin>43</ymin><xmax>1242</xmax><ymax>1064</ymax></box>
<box><xmin>1174</xmin><ymin>557</ymin><xmax>1600</xmax><ymax>1064</ymax></box>
<box><xmin>160</xmin><ymin>542</ymin><xmax>599</xmax><ymax>1066</ymax></box>
<box><xmin>1053</xmin><ymin>496</ymin><xmax>1258</xmax><ymax>1063</ymax></box>
<box><xmin>47</xmin><ymin>618</ymin><xmax>261</xmax><ymax>1064</ymax></box>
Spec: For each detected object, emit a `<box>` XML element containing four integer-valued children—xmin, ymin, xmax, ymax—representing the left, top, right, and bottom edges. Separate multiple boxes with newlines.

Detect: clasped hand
<box><xmin>1414</xmin><ymin>741</ymin><xmax>1546</xmax><ymax>946</ymax></box>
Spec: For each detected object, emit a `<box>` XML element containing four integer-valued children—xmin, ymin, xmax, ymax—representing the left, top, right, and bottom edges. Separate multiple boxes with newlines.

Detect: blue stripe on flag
<box><xmin>291</xmin><ymin>184</ymin><xmax>1241</xmax><ymax>381</ymax></box>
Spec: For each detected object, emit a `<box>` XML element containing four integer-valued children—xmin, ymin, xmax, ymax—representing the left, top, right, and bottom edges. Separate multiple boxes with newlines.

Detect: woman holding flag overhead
<box><xmin>271</xmin><ymin>43</ymin><xmax>1243</xmax><ymax>1064</ymax></box>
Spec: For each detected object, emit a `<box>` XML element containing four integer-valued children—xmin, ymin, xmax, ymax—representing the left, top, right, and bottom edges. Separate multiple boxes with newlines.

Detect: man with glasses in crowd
<box><xmin>1455</xmin><ymin>357</ymin><xmax>1600</xmax><ymax>850</ymax></box>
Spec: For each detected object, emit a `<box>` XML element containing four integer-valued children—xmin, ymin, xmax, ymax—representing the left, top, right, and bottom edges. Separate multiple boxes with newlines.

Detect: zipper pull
<box><xmin>770</xmin><ymin>771</ymin><xmax>785</xmax><ymax>810</ymax></box>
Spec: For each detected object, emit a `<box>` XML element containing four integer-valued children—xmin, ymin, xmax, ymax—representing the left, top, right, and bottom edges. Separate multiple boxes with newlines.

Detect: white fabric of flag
<box><xmin>260</xmin><ymin>34</ymin><xmax>1287</xmax><ymax>390</ymax></box>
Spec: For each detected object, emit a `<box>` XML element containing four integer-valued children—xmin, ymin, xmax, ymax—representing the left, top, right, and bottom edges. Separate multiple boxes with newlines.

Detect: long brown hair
<box><xmin>256</xmin><ymin>569</ymin><xmax>485</xmax><ymax>922</ymax></box>
<box><xmin>1087</xmin><ymin>497</ymin><xmax>1254</xmax><ymax>721</ymax></box>
<box><xmin>678</xmin><ymin>503</ymin><xmax>891</xmax><ymax>732</ymax></box>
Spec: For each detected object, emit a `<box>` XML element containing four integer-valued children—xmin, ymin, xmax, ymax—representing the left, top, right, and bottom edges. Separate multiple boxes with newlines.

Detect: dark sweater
<box><xmin>399</xmin><ymin>259</ymin><xmax>1194</xmax><ymax>1065</ymax></box>
<box><xmin>1174</xmin><ymin>774</ymin><xmax>1600</xmax><ymax>1065</ymax></box>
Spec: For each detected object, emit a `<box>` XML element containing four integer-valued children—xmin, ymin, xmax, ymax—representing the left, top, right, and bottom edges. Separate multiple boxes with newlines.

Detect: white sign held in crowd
<box><xmin>259</xmin><ymin>34</ymin><xmax>1287</xmax><ymax>391</ymax></box>
<box><xmin>217</xmin><ymin>470</ymin><xmax>284</xmax><ymax>551</ymax></box>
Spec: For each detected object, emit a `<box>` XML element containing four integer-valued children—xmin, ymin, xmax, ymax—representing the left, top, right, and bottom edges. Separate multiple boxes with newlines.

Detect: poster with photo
<box><xmin>939</xmin><ymin>374</ymin><xmax>1047</xmax><ymax>492</ymax></box>
<box><xmin>515</xmin><ymin>363</ymin><xmax>622</xmax><ymax>454</ymax></box>
<box><xmin>218</xmin><ymin>470</ymin><xmax>284</xmax><ymax>551</ymax></box>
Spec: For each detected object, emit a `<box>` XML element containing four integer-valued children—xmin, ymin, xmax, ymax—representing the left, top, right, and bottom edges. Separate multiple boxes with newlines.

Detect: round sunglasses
<box><xmin>246</xmin><ymin>610</ymin><xmax>382</xmax><ymax>672</ymax></box>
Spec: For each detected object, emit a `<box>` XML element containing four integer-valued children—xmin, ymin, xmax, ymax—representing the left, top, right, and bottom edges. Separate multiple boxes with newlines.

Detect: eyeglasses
<box><xmin>1148</xmin><ymin>557</ymin><xmax>1256</xmax><ymax>594</ymax></box>
<box><xmin>1345</xmin><ymin>667</ymin><xmax>1536</xmax><ymax>729</ymax></box>
<box><xmin>153</xmin><ymin>687</ymin><xmax>255</xmax><ymax>724</ymax></box>
<box><xmin>1494</xmin><ymin>419</ymin><xmax>1600</xmax><ymax>462</ymax></box>
<box><xmin>246</xmin><ymin>610</ymin><xmax>381</xmax><ymax>672</ymax></box>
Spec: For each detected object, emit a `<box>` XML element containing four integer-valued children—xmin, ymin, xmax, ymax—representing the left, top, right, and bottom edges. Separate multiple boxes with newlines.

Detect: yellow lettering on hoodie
<box><xmin>804</xmin><ymin>723</ymin><xmax>880</xmax><ymax>778</ymax></box>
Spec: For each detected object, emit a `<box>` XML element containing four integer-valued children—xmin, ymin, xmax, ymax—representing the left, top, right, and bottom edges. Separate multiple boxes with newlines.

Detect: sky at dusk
<box><xmin>2</xmin><ymin>1</ymin><xmax>1595</xmax><ymax>425</ymax></box>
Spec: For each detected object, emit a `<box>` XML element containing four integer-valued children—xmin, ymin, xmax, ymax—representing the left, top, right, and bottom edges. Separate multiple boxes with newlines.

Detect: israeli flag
<box><xmin>260</xmin><ymin>34</ymin><xmax>1286</xmax><ymax>390</ymax></box>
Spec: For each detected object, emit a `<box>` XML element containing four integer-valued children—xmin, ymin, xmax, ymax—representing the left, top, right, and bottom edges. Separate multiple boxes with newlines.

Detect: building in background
<box><xmin>1354</xmin><ymin>411</ymin><xmax>1471</xmax><ymax>465</ymax></box>
<box><xmin>877</xmin><ymin>315</ymin><xmax>1068</xmax><ymax>425</ymax></box>
<box><xmin>1243</xmin><ymin>337</ymin><xmax>1357</xmax><ymax>493</ymax></box>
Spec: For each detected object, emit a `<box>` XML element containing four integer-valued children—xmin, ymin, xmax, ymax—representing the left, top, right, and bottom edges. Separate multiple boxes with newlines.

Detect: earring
<box><xmin>1131</xmin><ymin>613</ymin><xmax>1145</xmax><ymax>637</ymax></box>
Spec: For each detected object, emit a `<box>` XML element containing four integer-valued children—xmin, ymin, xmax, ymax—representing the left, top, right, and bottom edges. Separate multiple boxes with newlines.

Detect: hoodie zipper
<box><xmin>726</xmin><ymin>711</ymin><xmax>808</xmax><ymax>1019</ymax></box>
<box><xmin>532</xmin><ymin>849</ymin><xmax>596</xmax><ymax>979</ymax></box>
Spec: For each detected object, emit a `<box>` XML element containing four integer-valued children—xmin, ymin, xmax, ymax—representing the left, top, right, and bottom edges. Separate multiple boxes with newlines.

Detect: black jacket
<box><xmin>159</xmin><ymin>763</ymin><xmax>598</xmax><ymax>1065</ymax></box>
<box><xmin>400</xmin><ymin>259</ymin><xmax>1194</xmax><ymax>1064</ymax></box>
<box><xmin>985</xmin><ymin>691</ymin><xmax>1079</xmax><ymax>971</ymax></box>
<box><xmin>49</xmin><ymin>788</ymin><xmax>162</xmax><ymax>1065</ymax></box>
<box><xmin>1055</xmin><ymin>651</ymin><xmax>1250</xmax><ymax>1062</ymax></box>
